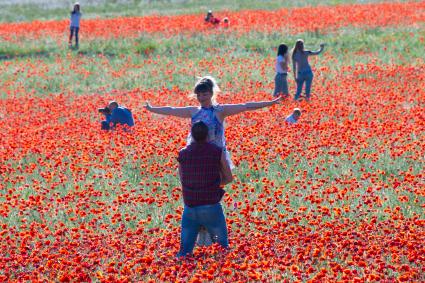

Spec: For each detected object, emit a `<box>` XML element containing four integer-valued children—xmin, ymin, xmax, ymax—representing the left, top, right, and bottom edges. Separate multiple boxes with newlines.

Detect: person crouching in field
<box><xmin>222</xmin><ymin>17</ymin><xmax>230</xmax><ymax>29</ymax></box>
<box><xmin>99</xmin><ymin>101</ymin><xmax>134</xmax><ymax>131</ymax></box>
<box><xmin>205</xmin><ymin>10</ymin><xmax>221</xmax><ymax>26</ymax></box>
<box><xmin>177</xmin><ymin>121</ymin><xmax>233</xmax><ymax>257</ymax></box>
<box><xmin>69</xmin><ymin>2</ymin><xmax>82</xmax><ymax>49</ymax></box>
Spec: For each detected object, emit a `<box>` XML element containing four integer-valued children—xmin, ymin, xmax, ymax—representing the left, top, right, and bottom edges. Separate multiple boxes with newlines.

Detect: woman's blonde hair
<box><xmin>189</xmin><ymin>76</ymin><xmax>220</xmax><ymax>104</ymax></box>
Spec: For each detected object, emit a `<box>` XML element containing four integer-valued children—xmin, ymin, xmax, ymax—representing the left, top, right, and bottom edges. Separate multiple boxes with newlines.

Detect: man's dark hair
<box><xmin>109</xmin><ymin>101</ymin><xmax>119</xmax><ymax>108</ymax></box>
<box><xmin>191</xmin><ymin>121</ymin><xmax>209</xmax><ymax>142</ymax></box>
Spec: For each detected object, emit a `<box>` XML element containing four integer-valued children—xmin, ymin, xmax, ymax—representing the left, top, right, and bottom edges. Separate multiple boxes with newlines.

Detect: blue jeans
<box><xmin>177</xmin><ymin>203</ymin><xmax>228</xmax><ymax>257</ymax></box>
<box><xmin>101</xmin><ymin>120</ymin><xmax>110</xmax><ymax>130</ymax></box>
<box><xmin>69</xmin><ymin>27</ymin><xmax>79</xmax><ymax>46</ymax></box>
<box><xmin>273</xmin><ymin>73</ymin><xmax>288</xmax><ymax>97</ymax></box>
<box><xmin>295</xmin><ymin>69</ymin><xmax>313</xmax><ymax>100</ymax></box>
<box><xmin>101</xmin><ymin>121</ymin><xmax>133</xmax><ymax>132</ymax></box>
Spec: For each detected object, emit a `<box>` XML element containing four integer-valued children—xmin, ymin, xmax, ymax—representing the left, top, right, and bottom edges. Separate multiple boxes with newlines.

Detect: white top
<box><xmin>70</xmin><ymin>12</ymin><xmax>82</xmax><ymax>27</ymax></box>
<box><xmin>275</xmin><ymin>55</ymin><xmax>288</xmax><ymax>74</ymax></box>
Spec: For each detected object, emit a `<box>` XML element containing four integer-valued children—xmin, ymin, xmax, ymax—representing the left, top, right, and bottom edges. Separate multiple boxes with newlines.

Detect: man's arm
<box><xmin>219</xmin><ymin>150</ymin><xmax>233</xmax><ymax>186</ymax></box>
<box><xmin>221</xmin><ymin>97</ymin><xmax>282</xmax><ymax>118</ymax></box>
<box><xmin>145</xmin><ymin>102</ymin><xmax>196</xmax><ymax>118</ymax></box>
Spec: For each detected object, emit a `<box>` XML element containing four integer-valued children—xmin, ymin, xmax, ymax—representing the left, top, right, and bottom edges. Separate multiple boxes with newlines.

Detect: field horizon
<box><xmin>0</xmin><ymin>0</ymin><xmax>412</xmax><ymax>23</ymax></box>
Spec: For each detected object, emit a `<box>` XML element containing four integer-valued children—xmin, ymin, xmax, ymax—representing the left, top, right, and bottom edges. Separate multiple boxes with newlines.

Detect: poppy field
<box><xmin>0</xmin><ymin>1</ymin><xmax>424</xmax><ymax>282</ymax></box>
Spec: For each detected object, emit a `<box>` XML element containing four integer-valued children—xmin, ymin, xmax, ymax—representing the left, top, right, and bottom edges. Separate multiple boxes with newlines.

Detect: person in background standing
<box><xmin>205</xmin><ymin>10</ymin><xmax>221</xmax><ymax>26</ymax></box>
<box><xmin>273</xmin><ymin>43</ymin><xmax>290</xmax><ymax>98</ymax></box>
<box><xmin>292</xmin><ymin>39</ymin><xmax>325</xmax><ymax>101</ymax></box>
<box><xmin>69</xmin><ymin>2</ymin><xmax>82</xmax><ymax>49</ymax></box>
<box><xmin>99</xmin><ymin>101</ymin><xmax>134</xmax><ymax>131</ymax></box>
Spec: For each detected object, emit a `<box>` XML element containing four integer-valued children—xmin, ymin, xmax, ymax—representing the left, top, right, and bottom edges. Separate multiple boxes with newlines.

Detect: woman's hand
<box><xmin>272</xmin><ymin>96</ymin><xmax>283</xmax><ymax>105</ymax></box>
<box><xmin>145</xmin><ymin>101</ymin><xmax>152</xmax><ymax>111</ymax></box>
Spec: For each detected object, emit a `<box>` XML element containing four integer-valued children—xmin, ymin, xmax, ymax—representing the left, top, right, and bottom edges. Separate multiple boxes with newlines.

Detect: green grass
<box><xmin>0</xmin><ymin>25</ymin><xmax>423</xmax><ymax>98</ymax></box>
<box><xmin>0</xmin><ymin>41</ymin><xmax>52</xmax><ymax>60</ymax></box>
<box><xmin>0</xmin><ymin>0</ymin><xmax>408</xmax><ymax>23</ymax></box>
<box><xmin>2</xmin><ymin>140</ymin><xmax>423</xmax><ymax>230</ymax></box>
<box><xmin>1</xmin><ymin>10</ymin><xmax>424</xmax><ymax>280</ymax></box>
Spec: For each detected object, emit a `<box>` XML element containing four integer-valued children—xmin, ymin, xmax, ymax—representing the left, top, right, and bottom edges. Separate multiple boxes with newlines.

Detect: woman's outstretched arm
<box><xmin>308</xmin><ymin>43</ymin><xmax>325</xmax><ymax>55</ymax></box>
<box><xmin>221</xmin><ymin>96</ymin><xmax>282</xmax><ymax>118</ymax></box>
<box><xmin>145</xmin><ymin>102</ymin><xmax>197</xmax><ymax>118</ymax></box>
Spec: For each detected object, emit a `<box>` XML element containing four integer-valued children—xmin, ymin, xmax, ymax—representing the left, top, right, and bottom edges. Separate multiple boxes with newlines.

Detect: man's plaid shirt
<box><xmin>178</xmin><ymin>142</ymin><xmax>224</xmax><ymax>207</ymax></box>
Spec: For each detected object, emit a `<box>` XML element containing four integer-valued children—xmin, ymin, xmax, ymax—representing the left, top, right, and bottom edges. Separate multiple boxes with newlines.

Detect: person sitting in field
<box><xmin>222</xmin><ymin>17</ymin><xmax>230</xmax><ymax>29</ymax></box>
<box><xmin>99</xmin><ymin>101</ymin><xmax>134</xmax><ymax>130</ymax></box>
<box><xmin>205</xmin><ymin>10</ymin><xmax>221</xmax><ymax>25</ymax></box>
<box><xmin>285</xmin><ymin>108</ymin><xmax>301</xmax><ymax>124</ymax></box>
<box><xmin>177</xmin><ymin>121</ymin><xmax>233</xmax><ymax>258</ymax></box>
